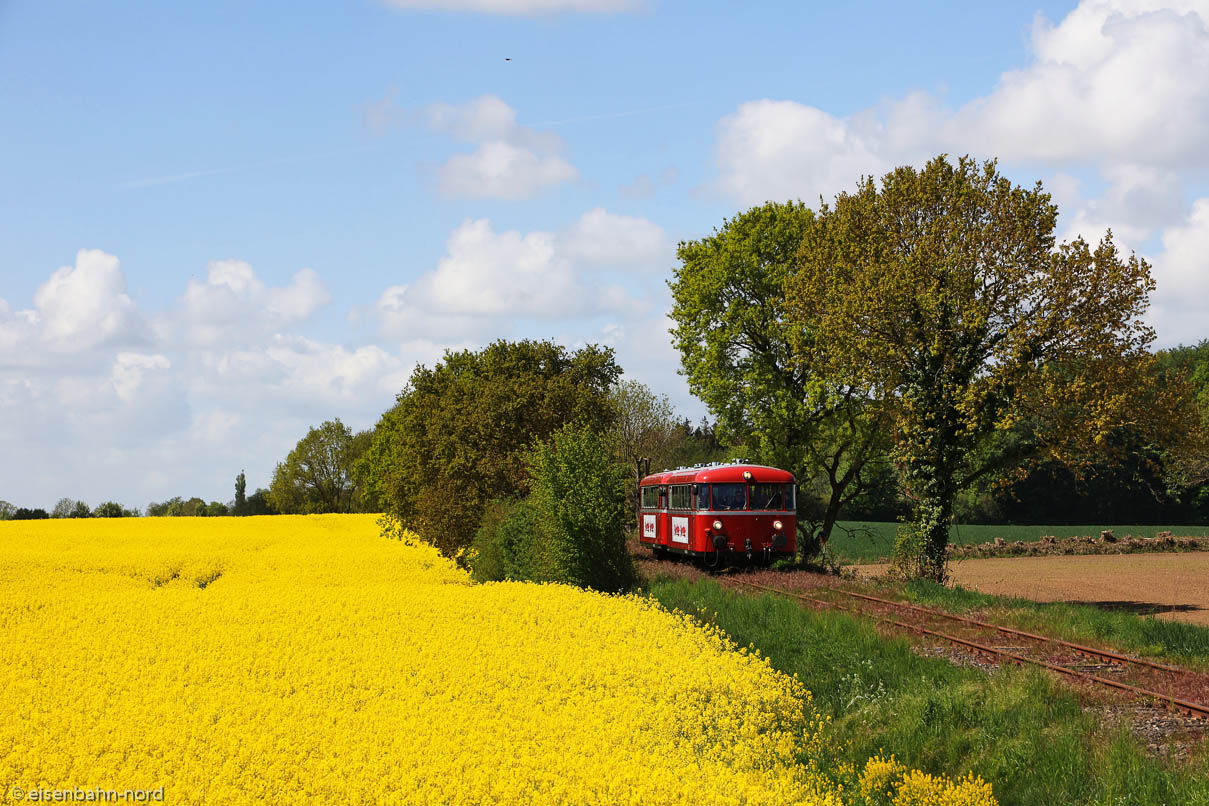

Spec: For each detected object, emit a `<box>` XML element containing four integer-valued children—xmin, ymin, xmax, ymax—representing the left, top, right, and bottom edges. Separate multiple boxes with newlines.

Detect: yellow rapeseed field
<box><xmin>0</xmin><ymin>515</ymin><xmax>994</xmax><ymax>805</ymax></box>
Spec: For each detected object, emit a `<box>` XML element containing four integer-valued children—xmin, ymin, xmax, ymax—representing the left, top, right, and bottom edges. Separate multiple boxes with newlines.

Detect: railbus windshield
<box><xmin>750</xmin><ymin>483</ymin><xmax>797</xmax><ymax>511</ymax></box>
<box><xmin>711</xmin><ymin>483</ymin><xmax>746</xmax><ymax>511</ymax></box>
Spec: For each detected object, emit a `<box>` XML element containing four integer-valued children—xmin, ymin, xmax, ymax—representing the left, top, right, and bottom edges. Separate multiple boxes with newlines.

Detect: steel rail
<box><xmin>820</xmin><ymin>586</ymin><xmax>1186</xmax><ymax>674</ymax></box>
<box><xmin>734</xmin><ymin>580</ymin><xmax>1209</xmax><ymax>720</ymax></box>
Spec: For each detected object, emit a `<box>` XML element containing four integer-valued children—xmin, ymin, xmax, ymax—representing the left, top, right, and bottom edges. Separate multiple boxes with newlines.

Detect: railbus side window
<box><xmin>640</xmin><ymin>486</ymin><xmax>660</xmax><ymax>509</ymax></box>
<box><xmin>669</xmin><ymin>485</ymin><xmax>692</xmax><ymax>510</ymax></box>
<box><xmin>711</xmin><ymin>483</ymin><xmax>746</xmax><ymax>511</ymax></box>
<box><xmin>785</xmin><ymin>484</ymin><xmax>796</xmax><ymax>511</ymax></box>
<box><xmin>695</xmin><ymin>484</ymin><xmax>710</xmax><ymax>510</ymax></box>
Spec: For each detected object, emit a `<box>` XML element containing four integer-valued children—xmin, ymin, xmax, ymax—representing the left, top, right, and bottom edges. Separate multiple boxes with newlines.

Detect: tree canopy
<box><xmin>670</xmin><ymin>200</ymin><xmax>888</xmax><ymax>557</ymax></box>
<box><xmin>268</xmin><ymin>419</ymin><xmax>370</xmax><ymax>514</ymax></box>
<box><xmin>785</xmin><ymin>155</ymin><xmax>1199</xmax><ymax>579</ymax></box>
<box><xmin>358</xmin><ymin>339</ymin><xmax>620</xmax><ymax>558</ymax></box>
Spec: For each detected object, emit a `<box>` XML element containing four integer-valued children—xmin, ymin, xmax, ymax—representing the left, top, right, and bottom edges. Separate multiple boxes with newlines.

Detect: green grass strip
<box><xmin>649</xmin><ymin>576</ymin><xmax>1209</xmax><ymax>806</ymax></box>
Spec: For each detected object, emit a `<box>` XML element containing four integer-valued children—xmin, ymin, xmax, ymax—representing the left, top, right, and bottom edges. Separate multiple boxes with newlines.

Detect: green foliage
<box><xmin>52</xmin><ymin>498</ymin><xmax>79</xmax><ymax>518</ymax></box>
<box><xmin>649</xmin><ymin>578</ymin><xmax>1209</xmax><ymax>806</ymax></box>
<box><xmin>234</xmin><ymin>471</ymin><xmax>248</xmax><ymax>516</ymax></box>
<box><xmin>246</xmin><ymin>488</ymin><xmax>277</xmax><ymax>516</ymax></box>
<box><xmin>0</xmin><ymin>501</ymin><xmax>13</xmax><ymax>520</ymax></box>
<box><xmin>359</xmin><ymin>339</ymin><xmax>620</xmax><ymax>558</ymax></box>
<box><xmin>528</xmin><ymin>425</ymin><xmax>634</xmax><ymax>591</ymax></box>
<box><xmin>786</xmin><ymin>155</ymin><xmax>1187</xmax><ymax>580</ymax></box>
<box><xmin>900</xmin><ymin>578</ymin><xmax>1209</xmax><ymax>664</ymax></box>
<box><xmin>470</xmin><ymin>426</ymin><xmax>634</xmax><ymax>591</ymax></box>
<box><xmin>670</xmin><ymin>200</ymin><xmax>888</xmax><ymax>558</ymax></box>
<box><xmin>52</xmin><ymin>498</ymin><xmax>94</xmax><ymax>518</ymax></box>
<box><xmin>470</xmin><ymin>498</ymin><xmax>541</xmax><ymax>583</ymax></box>
<box><xmin>268</xmin><ymin>419</ymin><xmax>370</xmax><ymax>514</ymax></box>
<box><xmin>11</xmin><ymin>507</ymin><xmax>49</xmax><ymax>520</ymax></box>
<box><xmin>92</xmin><ymin>501</ymin><xmax>137</xmax><ymax>518</ymax></box>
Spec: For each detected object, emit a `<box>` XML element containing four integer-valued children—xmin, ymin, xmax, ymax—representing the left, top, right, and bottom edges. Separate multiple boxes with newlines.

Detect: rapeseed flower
<box><xmin>0</xmin><ymin>515</ymin><xmax>994</xmax><ymax>805</ymax></box>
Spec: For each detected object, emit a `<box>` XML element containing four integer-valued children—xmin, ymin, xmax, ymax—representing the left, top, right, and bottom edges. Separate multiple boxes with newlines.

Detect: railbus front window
<box><xmin>711</xmin><ymin>483</ymin><xmax>746</xmax><ymax>511</ymax></box>
<box><xmin>750</xmin><ymin>483</ymin><xmax>784</xmax><ymax>511</ymax></box>
<box><xmin>694</xmin><ymin>484</ymin><xmax>710</xmax><ymax>510</ymax></box>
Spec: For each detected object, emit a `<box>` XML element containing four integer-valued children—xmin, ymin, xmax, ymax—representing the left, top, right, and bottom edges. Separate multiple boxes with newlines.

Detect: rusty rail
<box><xmin>822</xmin><ymin>586</ymin><xmax>1186</xmax><ymax>674</ymax></box>
<box><xmin>734</xmin><ymin>580</ymin><xmax>1209</xmax><ymax>720</ymax></box>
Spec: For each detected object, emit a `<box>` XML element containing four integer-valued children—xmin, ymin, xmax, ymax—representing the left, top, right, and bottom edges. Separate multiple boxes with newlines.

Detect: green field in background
<box><xmin>826</xmin><ymin>521</ymin><xmax>1209</xmax><ymax>564</ymax></box>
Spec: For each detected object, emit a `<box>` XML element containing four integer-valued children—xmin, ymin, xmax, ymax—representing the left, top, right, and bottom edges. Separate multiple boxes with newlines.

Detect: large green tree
<box><xmin>785</xmin><ymin>155</ymin><xmax>1198</xmax><ymax>580</ymax></box>
<box><xmin>670</xmin><ymin>200</ymin><xmax>888</xmax><ymax>557</ymax></box>
<box><xmin>358</xmin><ymin>339</ymin><xmax>620</xmax><ymax>558</ymax></box>
<box><xmin>269</xmin><ymin>419</ymin><xmax>369</xmax><ymax>514</ymax></box>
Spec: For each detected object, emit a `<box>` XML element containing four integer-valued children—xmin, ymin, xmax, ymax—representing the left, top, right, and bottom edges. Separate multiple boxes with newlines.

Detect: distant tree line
<box><xmin>0</xmin><ymin>499</ymin><xmax>141</xmax><ymax>520</ymax></box>
<box><xmin>0</xmin><ymin>470</ymin><xmax>278</xmax><ymax>521</ymax></box>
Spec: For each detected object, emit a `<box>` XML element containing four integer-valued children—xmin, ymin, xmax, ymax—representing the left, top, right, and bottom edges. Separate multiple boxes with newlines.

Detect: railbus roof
<box><xmin>639</xmin><ymin>462</ymin><xmax>795</xmax><ymax>486</ymax></box>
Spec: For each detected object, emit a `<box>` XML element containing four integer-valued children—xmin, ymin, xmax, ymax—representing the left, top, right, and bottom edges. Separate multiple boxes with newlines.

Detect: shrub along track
<box><xmin>732</xmin><ymin>579</ymin><xmax>1209</xmax><ymax>721</ymax></box>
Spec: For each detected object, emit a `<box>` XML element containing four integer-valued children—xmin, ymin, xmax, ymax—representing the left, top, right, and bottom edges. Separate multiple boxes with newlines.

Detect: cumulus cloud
<box><xmin>954</xmin><ymin>1</ymin><xmax>1209</xmax><ymax>167</ymax></box>
<box><xmin>380</xmin><ymin>0</ymin><xmax>640</xmax><ymax>13</ymax></box>
<box><xmin>437</xmin><ymin>142</ymin><xmax>577</xmax><ymax>199</ymax></box>
<box><xmin>424</xmin><ymin>95</ymin><xmax>578</xmax><ymax>199</ymax></box>
<box><xmin>374</xmin><ymin>210</ymin><xmax>664</xmax><ymax>340</ymax></box>
<box><xmin>1150</xmin><ymin>197</ymin><xmax>1209</xmax><ymax>344</ymax></box>
<box><xmin>713</xmin><ymin>0</ymin><xmax>1209</xmax><ymax>230</ymax></box>
<box><xmin>0</xmin><ymin>249</ymin><xmax>145</xmax><ymax>362</ymax></box>
<box><xmin>0</xmin><ymin>252</ymin><xmax>432</xmax><ymax>509</ymax></box>
<box><xmin>562</xmin><ymin>207</ymin><xmax>670</xmax><ymax>268</ymax></box>
<box><xmin>177</xmin><ymin>260</ymin><xmax>330</xmax><ymax>345</ymax></box>
<box><xmin>713</xmin><ymin>100</ymin><xmax>888</xmax><ymax>207</ymax></box>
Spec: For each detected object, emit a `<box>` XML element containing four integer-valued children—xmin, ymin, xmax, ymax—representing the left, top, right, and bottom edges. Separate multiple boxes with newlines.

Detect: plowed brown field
<box><xmin>856</xmin><ymin>552</ymin><xmax>1209</xmax><ymax>625</ymax></box>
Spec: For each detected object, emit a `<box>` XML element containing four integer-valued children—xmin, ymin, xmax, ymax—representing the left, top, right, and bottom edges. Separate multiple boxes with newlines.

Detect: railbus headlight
<box><xmin>712</xmin><ymin>520</ymin><xmax>723</xmax><ymax>531</ymax></box>
<box><xmin>772</xmin><ymin>520</ymin><xmax>783</xmax><ymax>531</ymax></box>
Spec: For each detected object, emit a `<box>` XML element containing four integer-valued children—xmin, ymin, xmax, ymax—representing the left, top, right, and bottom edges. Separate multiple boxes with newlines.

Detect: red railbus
<box><xmin>638</xmin><ymin>462</ymin><xmax>796</xmax><ymax>567</ymax></box>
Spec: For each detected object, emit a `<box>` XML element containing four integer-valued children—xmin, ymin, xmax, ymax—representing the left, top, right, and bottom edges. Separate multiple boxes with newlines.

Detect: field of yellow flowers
<box><xmin>0</xmin><ymin>515</ymin><xmax>994</xmax><ymax>804</ymax></box>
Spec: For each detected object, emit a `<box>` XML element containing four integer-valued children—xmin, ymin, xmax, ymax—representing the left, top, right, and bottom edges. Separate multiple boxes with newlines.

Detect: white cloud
<box><xmin>712</xmin><ymin>1</ymin><xmax>1209</xmax><ymax>235</ymax></box>
<box><xmin>713</xmin><ymin>100</ymin><xmax>888</xmax><ymax>207</ymax></box>
<box><xmin>424</xmin><ymin>95</ymin><xmax>577</xmax><ymax>199</ymax></box>
<box><xmin>0</xmin><ymin>251</ymin><xmax>430</xmax><ymax>509</ymax></box>
<box><xmin>373</xmin><ymin>210</ymin><xmax>661</xmax><ymax>340</ymax></box>
<box><xmin>111</xmin><ymin>352</ymin><xmax>172</xmax><ymax>403</ymax></box>
<box><xmin>952</xmin><ymin>2</ymin><xmax>1209</xmax><ymax>166</ymax></box>
<box><xmin>562</xmin><ymin>207</ymin><xmax>670</xmax><ymax>268</ymax></box>
<box><xmin>403</xmin><ymin>218</ymin><xmax>585</xmax><ymax>317</ymax></box>
<box><xmin>1151</xmin><ymin>197</ymin><xmax>1209</xmax><ymax>344</ymax></box>
<box><xmin>178</xmin><ymin>260</ymin><xmax>330</xmax><ymax>345</ymax></box>
<box><xmin>381</xmin><ymin>0</ymin><xmax>640</xmax><ymax>13</ymax></box>
<box><xmin>437</xmin><ymin>141</ymin><xmax>577</xmax><ymax>199</ymax></box>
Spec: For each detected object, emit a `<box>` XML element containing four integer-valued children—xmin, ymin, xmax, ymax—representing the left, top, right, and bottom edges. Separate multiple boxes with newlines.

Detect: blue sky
<box><xmin>3</xmin><ymin>0</ymin><xmax>1208</xmax><ymax>509</ymax></box>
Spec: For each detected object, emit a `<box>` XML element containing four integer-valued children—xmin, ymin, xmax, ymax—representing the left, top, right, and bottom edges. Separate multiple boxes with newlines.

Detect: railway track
<box><xmin>732</xmin><ymin>579</ymin><xmax>1209</xmax><ymax>720</ymax></box>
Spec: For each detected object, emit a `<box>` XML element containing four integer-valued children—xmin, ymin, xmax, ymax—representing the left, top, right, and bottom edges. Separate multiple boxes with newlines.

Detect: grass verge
<box><xmin>648</xmin><ymin>576</ymin><xmax>1209</xmax><ymax>806</ymax></box>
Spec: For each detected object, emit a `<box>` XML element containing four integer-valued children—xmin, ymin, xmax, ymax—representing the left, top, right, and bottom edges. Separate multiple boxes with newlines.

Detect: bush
<box><xmin>528</xmin><ymin>425</ymin><xmax>634</xmax><ymax>592</ymax></box>
<box><xmin>469</xmin><ymin>425</ymin><xmax>635</xmax><ymax>592</ymax></box>
<box><xmin>470</xmin><ymin>499</ymin><xmax>541</xmax><ymax>583</ymax></box>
